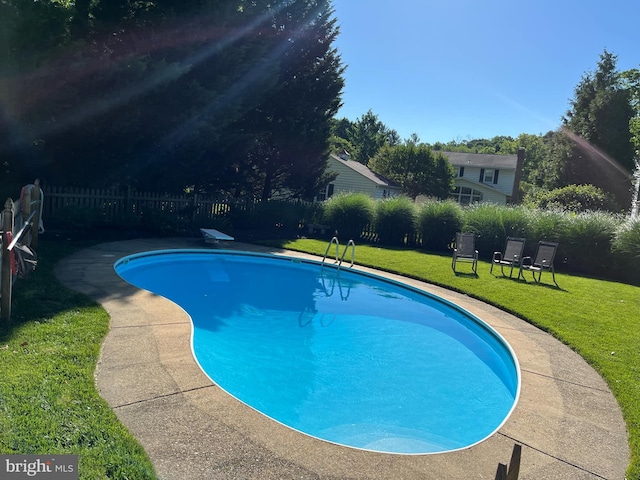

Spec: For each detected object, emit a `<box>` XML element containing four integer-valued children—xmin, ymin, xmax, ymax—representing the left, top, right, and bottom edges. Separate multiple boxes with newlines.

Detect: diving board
<box><xmin>200</xmin><ymin>228</ymin><xmax>234</xmax><ymax>244</ymax></box>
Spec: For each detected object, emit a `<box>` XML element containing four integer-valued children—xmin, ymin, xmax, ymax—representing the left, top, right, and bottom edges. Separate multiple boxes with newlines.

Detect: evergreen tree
<box><xmin>563</xmin><ymin>50</ymin><xmax>635</xmax><ymax>171</ymax></box>
<box><xmin>232</xmin><ymin>0</ymin><xmax>345</xmax><ymax>201</ymax></box>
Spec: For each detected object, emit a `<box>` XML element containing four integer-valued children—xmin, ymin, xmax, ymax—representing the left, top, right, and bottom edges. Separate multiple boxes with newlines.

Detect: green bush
<box><xmin>323</xmin><ymin>193</ymin><xmax>375</xmax><ymax>242</ymax></box>
<box><xmin>558</xmin><ymin>211</ymin><xmax>620</xmax><ymax>276</ymax></box>
<box><xmin>463</xmin><ymin>204</ymin><xmax>530</xmax><ymax>258</ymax></box>
<box><xmin>374</xmin><ymin>196</ymin><xmax>416</xmax><ymax>246</ymax></box>
<box><xmin>613</xmin><ymin>218</ymin><xmax>640</xmax><ymax>284</ymax></box>
<box><xmin>416</xmin><ymin>200</ymin><xmax>463</xmax><ymax>252</ymax></box>
<box><xmin>532</xmin><ymin>184</ymin><xmax>620</xmax><ymax>213</ymax></box>
<box><xmin>520</xmin><ymin>208</ymin><xmax>570</xmax><ymax>260</ymax></box>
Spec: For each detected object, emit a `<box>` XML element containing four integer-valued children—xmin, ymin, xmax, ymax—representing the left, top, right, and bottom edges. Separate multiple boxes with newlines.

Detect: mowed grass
<box><xmin>2</xmin><ymin>237</ymin><xmax>639</xmax><ymax>478</ymax></box>
<box><xmin>0</xmin><ymin>240</ymin><xmax>157</xmax><ymax>479</ymax></box>
<box><xmin>275</xmin><ymin>238</ymin><xmax>640</xmax><ymax>479</ymax></box>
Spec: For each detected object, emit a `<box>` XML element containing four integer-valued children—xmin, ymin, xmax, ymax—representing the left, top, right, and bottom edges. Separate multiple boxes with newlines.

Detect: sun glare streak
<box><xmin>0</xmin><ymin>6</ymin><xmax>286</xmax><ymax>146</ymax></box>
<box><xmin>156</xmin><ymin>3</ymin><xmax>327</xmax><ymax>155</ymax></box>
<box><xmin>560</xmin><ymin>126</ymin><xmax>633</xmax><ymax>178</ymax></box>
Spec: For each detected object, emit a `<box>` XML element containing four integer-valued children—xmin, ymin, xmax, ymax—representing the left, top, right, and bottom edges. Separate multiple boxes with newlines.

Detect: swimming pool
<box><xmin>115</xmin><ymin>249</ymin><xmax>520</xmax><ymax>455</ymax></box>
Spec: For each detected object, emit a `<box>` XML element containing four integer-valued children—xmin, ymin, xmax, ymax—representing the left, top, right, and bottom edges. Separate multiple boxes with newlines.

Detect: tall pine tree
<box><xmin>563</xmin><ymin>50</ymin><xmax>635</xmax><ymax>171</ymax></box>
<box><xmin>233</xmin><ymin>0</ymin><xmax>345</xmax><ymax>201</ymax></box>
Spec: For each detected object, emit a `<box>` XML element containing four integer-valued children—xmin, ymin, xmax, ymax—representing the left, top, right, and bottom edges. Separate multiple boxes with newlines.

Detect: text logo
<box><xmin>0</xmin><ymin>455</ymin><xmax>78</xmax><ymax>479</ymax></box>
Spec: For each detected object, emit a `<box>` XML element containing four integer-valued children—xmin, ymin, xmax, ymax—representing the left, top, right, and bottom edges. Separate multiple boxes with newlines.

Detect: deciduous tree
<box><xmin>369</xmin><ymin>144</ymin><xmax>454</xmax><ymax>199</ymax></box>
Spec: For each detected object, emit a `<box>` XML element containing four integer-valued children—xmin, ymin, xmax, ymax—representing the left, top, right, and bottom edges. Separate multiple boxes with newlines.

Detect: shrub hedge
<box><xmin>374</xmin><ymin>196</ymin><xmax>416</xmax><ymax>246</ymax></box>
<box><xmin>43</xmin><ymin>192</ymin><xmax>640</xmax><ymax>285</ymax></box>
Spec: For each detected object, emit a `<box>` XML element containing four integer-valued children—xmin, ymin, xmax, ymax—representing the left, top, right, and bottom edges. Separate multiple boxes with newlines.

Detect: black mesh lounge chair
<box><xmin>519</xmin><ymin>240</ymin><xmax>559</xmax><ymax>286</ymax></box>
<box><xmin>490</xmin><ymin>237</ymin><xmax>526</xmax><ymax>278</ymax></box>
<box><xmin>452</xmin><ymin>232</ymin><xmax>478</xmax><ymax>274</ymax></box>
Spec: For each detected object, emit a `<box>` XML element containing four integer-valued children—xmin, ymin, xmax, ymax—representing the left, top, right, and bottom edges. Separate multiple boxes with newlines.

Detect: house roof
<box><xmin>329</xmin><ymin>154</ymin><xmax>401</xmax><ymax>189</ymax></box>
<box><xmin>440</xmin><ymin>151</ymin><xmax>518</xmax><ymax>169</ymax></box>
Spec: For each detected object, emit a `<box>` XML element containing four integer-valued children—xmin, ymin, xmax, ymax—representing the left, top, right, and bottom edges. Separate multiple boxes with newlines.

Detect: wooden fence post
<box><xmin>1</xmin><ymin>198</ymin><xmax>15</xmax><ymax>323</ymax></box>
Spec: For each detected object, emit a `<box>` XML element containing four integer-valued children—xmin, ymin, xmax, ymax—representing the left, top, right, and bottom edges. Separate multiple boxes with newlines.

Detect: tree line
<box><xmin>1</xmin><ymin>1</ymin><xmax>638</xmax><ymax>212</ymax></box>
<box><xmin>329</xmin><ymin>50</ymin><xmax>640</xmax><ymax>211</ymax></box>
<box><xmin>1</xmin><ymin>0</ymin><xmax>344</xmax><ymax>201</ymax></box>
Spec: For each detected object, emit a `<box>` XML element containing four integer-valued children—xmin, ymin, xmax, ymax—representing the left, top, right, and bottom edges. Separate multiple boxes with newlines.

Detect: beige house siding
<box><xmin>320</xmin><ymin>155</ymin><xmax>402</xmax><ymax>201</ymax></box>
<box><xmin>329</xmin><ymin>160</ymin><xmax>378</xmax><ymax>197</ymax></box>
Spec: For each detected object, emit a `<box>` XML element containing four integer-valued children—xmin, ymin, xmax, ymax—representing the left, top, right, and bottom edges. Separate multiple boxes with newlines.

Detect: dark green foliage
<box><xmin>229</xmin><ymin>0</ymin><xmax>345</xmax><ymax>201</ymax></box>
<box><xmin>228</xmin><ymin>200</ymin><xmax>311</xmax><ymax>237</ymax></box>
<box><xmin>557</xmin><ymin>211</ymin><xmax>619</xmax><ymax>276</ymax></box>
<box><xmin>322</xmin><ymin>193</ymin><xmax>375</xmax><ymax>242</ymax></box>
<box><xmin>463</xmin><ymin>204</ymin><xmax>531</xmax><ymax>258</ymax></box>
<box><xmin>338</xmin><ymin>110</ymin><xmax>401</xmax><ymax>165</ymax></box>
<box><xmin>531</xmin><ymin>184</ymin><xmax>620</xmax><ymax>213</ymax></box>
<box><xmin>369</xmin><ymin>144</ymin><xmax>455</xmax><ymax>199</ymax></box>
<box><xmin>416</xmin><ymin>200</ymin><xmax>463</xmax><ymax>252</ymax></box>
<box><xmin>1</xmin><ymin>0</ymin><xmax>345</xmax><ymax>202</ymax></box>
<box><xmin>374</xmin><ymin>197</ymin><xmax>416</xmax><ymax>246</ymax></box>
<box><xmin>563</xmin><ymin>50</ymin><xmax>636</xmax><ymax>171</ymax></box>
<box><xmin>612</xmin><ymin>218</ymin><xmax>640</xmax><ymax>284</ymax></box>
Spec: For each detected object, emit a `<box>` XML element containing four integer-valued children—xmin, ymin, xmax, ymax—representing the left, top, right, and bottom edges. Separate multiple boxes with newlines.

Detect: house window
<box><xmin>480</xmin><ymin>168</ymin><xmax>499</xmax><ymax>184</ymax></box>
<box><xmin>451</xmin><ymin>186</ymin><xmax>483</xmax><ymax>205</ymax></box>
<box><xmin>315</xmin><ymin>184</ymin><xmax>334</xmax><ymax>202</ymax></box>
<box><xmin>457</xmin><ymin>166</ymin><xmax>465</xmax><ymax>178</ymax></box>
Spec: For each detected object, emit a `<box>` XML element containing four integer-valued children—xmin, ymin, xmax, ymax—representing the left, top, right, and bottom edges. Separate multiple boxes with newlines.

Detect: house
<box><xmin>442</xmin><ymin>148</ymin><xmax>525</xmax><ymax>205</ymax></box>
<box><xmin>315</xmin><ymin>152</ymin><xmax>402</xmax><ymax>201</ymax></box>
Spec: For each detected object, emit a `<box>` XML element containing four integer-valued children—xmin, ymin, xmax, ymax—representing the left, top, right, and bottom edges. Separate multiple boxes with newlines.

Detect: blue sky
<box><xmin>331</xmin><ymin>0</ymin><xmax>640</xmax><ymax>145</ymax></box>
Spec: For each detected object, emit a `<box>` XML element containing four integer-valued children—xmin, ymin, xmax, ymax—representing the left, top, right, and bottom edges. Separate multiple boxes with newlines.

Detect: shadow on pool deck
<box><xmin>54</xmin><ymin>238</ymin><xmax>629</xmax><ymax>480</ymax></box>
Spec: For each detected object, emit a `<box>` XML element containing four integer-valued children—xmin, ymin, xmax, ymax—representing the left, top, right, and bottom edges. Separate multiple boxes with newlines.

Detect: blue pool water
<box><xmin>115</xmin><ymin>250</ymin><xmax>520</xmax><ymax>454</ymax></box>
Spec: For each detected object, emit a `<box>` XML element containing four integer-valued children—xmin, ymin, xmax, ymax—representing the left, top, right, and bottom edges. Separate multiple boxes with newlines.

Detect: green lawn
<box><xmin>1</xmin><ymin>238</ymin><xmax>638</xmax><ymax>478</ymax></box>
<box><xmin>0</xmin><ymin>240</ymin><xmax>158</xmax><ymax>479</ymax></box>
<box><xmin>274</xmin><ymin>238</ymin><xmax>640</xmax><ymax>479</ymax></box>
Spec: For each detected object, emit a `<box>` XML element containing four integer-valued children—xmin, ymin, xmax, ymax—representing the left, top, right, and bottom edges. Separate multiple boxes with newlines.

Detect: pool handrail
<box><xmin>338</xmin><ymin>239</ymin><xmax>355</xmax><ymax>269</ymax></box>
<box><xmin>321</xmin><ymin>236</ymin><xmax>340</xmax><ymax>266</ymax></box>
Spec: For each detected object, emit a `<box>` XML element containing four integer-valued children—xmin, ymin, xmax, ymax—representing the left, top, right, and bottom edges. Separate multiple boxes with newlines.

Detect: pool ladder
<box><xmin>321</xmin><ymin>236</ymin><xmax>355</xmax><ymax>269</ymax></box>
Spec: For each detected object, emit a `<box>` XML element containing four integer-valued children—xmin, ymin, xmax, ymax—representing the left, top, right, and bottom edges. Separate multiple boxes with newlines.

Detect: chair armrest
<box><xmin>521</xmin><ymin>256</ymin><xmax>532</xmax><ymax>267</ymax></box>
<box><xmin>493</xmin><ymin>252</ymin><xmax>502</xmax><ymax>261</ymax></box>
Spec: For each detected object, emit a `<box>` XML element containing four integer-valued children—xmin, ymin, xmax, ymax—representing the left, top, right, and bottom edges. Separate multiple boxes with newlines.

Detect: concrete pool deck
<box><xmin>54</xmin><ymin>238</ymin><xmax>629</xmax><ymax>479</ymax></box>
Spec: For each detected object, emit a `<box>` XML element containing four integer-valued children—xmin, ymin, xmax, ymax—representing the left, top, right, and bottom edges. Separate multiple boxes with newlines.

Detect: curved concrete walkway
<box><xmin>54</xmin><ymin>238</ymin><xmax>629</xmax><ymax>479</ymax></box>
